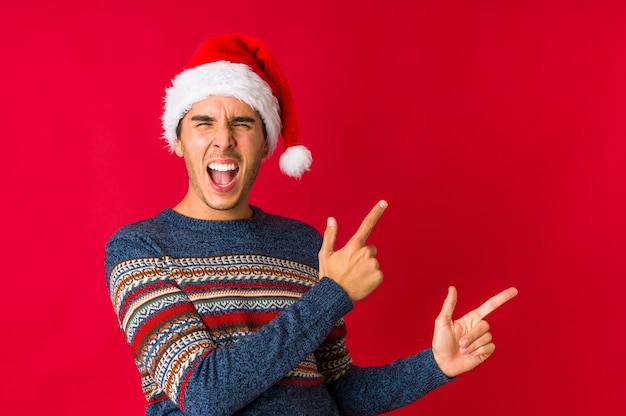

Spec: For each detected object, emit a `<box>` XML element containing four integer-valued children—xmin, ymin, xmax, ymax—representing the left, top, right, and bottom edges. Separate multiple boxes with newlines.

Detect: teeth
<box><xmin>208</xmin><ymin>162</ymin><xmax>237</xmax><ymax>171</ymax></box>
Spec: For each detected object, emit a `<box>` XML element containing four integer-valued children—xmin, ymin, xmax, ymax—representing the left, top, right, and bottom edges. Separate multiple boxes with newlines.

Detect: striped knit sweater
<box><xmin>105</xmin><ymin>207</ymin><xmax>452</xmax><ymax>416</ymax></box>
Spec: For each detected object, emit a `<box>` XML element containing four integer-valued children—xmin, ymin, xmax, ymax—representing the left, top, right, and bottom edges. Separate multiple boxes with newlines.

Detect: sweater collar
<box><xmin>156</xmin><ymin>205</ymin><xmax>266</xmax><ymax>232</ymax></box>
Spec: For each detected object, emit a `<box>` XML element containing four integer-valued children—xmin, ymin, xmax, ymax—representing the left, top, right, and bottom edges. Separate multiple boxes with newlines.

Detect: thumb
<box><xmin>436</xmin><ymin>286</ymin><xmax>457</xmax><ymax>323</ymax></box>
<box><xmin>320</xmin><ymin>217</ymin><xmax>338</xmax><ymax>256</ymax></box>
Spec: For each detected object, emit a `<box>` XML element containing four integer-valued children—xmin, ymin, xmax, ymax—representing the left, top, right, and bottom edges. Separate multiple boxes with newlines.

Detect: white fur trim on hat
<box><xmin>279</xmin><ymin>145</ymin><xmax>312</xmax><ymax>178</ymax></box>
<box><xmin>161</xmin><ymin>60</ymin><xmax>281</xmax><ymax>153</ymax></box>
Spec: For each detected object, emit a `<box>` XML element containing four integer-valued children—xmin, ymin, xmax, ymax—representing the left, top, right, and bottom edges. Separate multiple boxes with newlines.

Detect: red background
<box><xmin>2</xmin><ymin>1</ymin><xmax>624</xmax><ymax>414</ymax></box>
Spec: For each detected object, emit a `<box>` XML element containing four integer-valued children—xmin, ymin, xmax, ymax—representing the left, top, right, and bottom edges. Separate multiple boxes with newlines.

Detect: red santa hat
<box><xmin>162</xmin><ymin>34</ymin><xmax>312</xmax><ymax>178</ymax></box>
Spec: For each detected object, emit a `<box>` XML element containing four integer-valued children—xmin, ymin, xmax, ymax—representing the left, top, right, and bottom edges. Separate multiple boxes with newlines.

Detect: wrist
<box><xmin>431</xmin><ymin>349</ymin><xmax>457</xmax><ymax>378</ymax></box>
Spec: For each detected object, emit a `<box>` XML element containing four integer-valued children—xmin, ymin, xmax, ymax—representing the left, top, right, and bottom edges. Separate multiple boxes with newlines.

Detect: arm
<box><xmin>316</xmin><ymin>201</ymin><xmax>517</xmax><ymax>413</ymax></box>
<box><xmin>106</xmin><ymin>235</ymin><xmax>353</xmax><ymax>416</ymax></box>
<box><xmin>325</xmin><ymin>349</ymin><xmax>453</xmax><ymax>416</ymax></box>
<box><xmin>315</xmin><ymin>201</ymin><xmax>451</xmax><ymax>414</ymax></box>
<box><xmin>320</xmin><ymin>287</ymin><xmax>518</xmax><ymax>415</ymax></box>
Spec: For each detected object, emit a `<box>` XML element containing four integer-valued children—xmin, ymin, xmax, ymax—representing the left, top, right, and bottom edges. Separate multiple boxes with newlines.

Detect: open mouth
<box><xmin>207</xmin><ymin>162</ymin><xmax>239</xmax><ymax>189</ymax></box>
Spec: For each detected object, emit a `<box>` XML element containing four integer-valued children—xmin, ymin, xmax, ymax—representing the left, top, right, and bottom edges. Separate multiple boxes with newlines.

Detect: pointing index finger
<box><xmin>474</xmin><ymin>287</ymin><xmax>519</xmax><ymax>319</ymax></box>
<box><xmin>349</xmin><ymin>200</ymin><xmax>388</xmax><ymax>246</ymax></box>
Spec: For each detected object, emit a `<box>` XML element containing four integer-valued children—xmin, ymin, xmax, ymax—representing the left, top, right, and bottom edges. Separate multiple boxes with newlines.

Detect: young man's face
<box><xmin>174</xmin><ymin>95</ymin><xmax>269</xmax><ymax>220</ymax></box>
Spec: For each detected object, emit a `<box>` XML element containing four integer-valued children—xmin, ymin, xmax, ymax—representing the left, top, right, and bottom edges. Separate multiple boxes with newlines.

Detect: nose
<box><xmin>212</xmin><ymin>125</ymin><xmax>235</xmax><ymax>150</ymax></box>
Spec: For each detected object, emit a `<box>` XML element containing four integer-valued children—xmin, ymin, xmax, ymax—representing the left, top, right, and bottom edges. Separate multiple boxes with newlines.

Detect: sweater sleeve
<box><xmin>106</xmin><ymin>234</ymin><xmax>353</xmax><ymax>416</ymax></box>
<box><xmin>325</xmin><ymin>348</ymin><xmax>454</xmax><ymax>416</ymax></box>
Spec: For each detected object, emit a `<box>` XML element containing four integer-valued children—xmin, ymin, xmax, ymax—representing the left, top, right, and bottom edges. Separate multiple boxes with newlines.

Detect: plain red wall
<box><xmin>2</xmin><ymin>1</ymin><xmax>624</xmax><ymax>414</ymax></box>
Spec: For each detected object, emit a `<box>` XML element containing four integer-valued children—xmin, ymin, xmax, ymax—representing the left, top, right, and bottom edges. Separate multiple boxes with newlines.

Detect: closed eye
<box><xmin>190</xmin><ymin>115</ymin><xmax>216</xmax><ymax>127</ymax></box>
<box><xmin>230</xmin><ymin>116</ymin><xmax>256</xmax><ymax>130</ymax></box>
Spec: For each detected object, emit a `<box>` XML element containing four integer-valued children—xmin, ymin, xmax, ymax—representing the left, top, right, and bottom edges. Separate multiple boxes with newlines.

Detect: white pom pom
<box><xmin>279</xmin><ymin>145</ymin><xmax>312</xmax><ymax>178</ymax></box>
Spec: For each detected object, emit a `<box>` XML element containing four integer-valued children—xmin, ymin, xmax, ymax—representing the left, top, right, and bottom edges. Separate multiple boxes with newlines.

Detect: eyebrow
<box><xmin>190</xmin><ymin>115</ymin><xmax>216</xmax><ymax>122</ymax></box>
<box><xmin>189</xmin><ymin>115</ymin><xmax>256</xmax><ymax>123</ymax></box>
<box><xmin>231</xmin><ymin>116</ymin><xmax>256</xmax><ymax>124</ymax></box>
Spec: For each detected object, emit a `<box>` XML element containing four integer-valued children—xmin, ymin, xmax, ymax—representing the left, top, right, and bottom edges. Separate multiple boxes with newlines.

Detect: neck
<box><xmin>173</xmin><ymin>195</ymin><xmax>253</xmax><ymax>221</ymax></box>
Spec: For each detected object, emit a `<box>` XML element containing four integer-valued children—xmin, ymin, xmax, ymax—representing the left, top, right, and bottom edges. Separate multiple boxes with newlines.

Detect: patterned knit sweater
<box><xmin>105</xmin><ymin>207</ymin><xmax>452</xmax><ymax>416</ymax></box>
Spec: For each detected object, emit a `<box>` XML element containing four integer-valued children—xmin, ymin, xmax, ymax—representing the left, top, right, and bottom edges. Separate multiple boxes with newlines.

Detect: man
<box><xmin>105</xmin><ymin>34</ymin><xmax>518</xmax><ymax>415</ymax></box>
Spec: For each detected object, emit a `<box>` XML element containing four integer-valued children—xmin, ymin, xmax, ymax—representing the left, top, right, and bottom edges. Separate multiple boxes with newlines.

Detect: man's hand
<box><xmin>319</xmin><ymin>200</ymin><xmax>388</xmax><ymax>302</ymax></box>
<box><xmin>432</xmin><ymin>286</ymin><xmax>518</xmax><ymax>377</ymax></box>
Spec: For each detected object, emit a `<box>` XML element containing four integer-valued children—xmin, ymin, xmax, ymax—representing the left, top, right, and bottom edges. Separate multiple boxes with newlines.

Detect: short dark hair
<box><xmin>176</xmin><ymin>119</ymin><xmax>182</xmax><ymax>139</ymax></box>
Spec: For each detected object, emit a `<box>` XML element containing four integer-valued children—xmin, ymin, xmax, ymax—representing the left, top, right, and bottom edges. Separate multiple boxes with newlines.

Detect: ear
<box><xmin>174</xmin><ymin>138</ymin><xmax>184</xmax><ymax>157</ymax></box>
